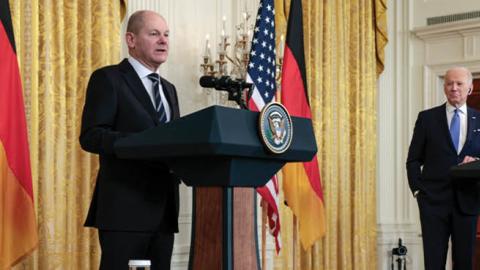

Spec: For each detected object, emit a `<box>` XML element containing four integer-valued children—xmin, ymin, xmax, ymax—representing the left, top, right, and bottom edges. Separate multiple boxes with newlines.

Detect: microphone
<box><xmin>199</xmin><ymin>75</ymin><xmax>252</xmax><ymax>91</ymax></box>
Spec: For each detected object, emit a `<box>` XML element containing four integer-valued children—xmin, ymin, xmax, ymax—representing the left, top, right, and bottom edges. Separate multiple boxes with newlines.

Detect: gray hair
<box><xmin>444</xmin><ymin>66</ymin><xmax>473</xmax><ymax>85</ymax></box>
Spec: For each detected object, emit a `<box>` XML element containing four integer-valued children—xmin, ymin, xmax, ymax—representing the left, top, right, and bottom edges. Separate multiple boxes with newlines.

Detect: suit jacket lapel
<box><xmin>160</xmin><ymin>78</ymin><xmax>178</xmax><ymax>120</ymax></box>
<box><xmin>462</xmin><ymin>107</ymin><xmax>478</xmax><ymax>153</ymax></box>
<box><xmin>119</xmin><ymin>59</ymin><xmax>160</xmax><ymax>124</ymax></box>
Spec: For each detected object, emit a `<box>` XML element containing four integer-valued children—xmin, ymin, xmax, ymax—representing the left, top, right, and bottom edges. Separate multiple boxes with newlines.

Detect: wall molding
<box><xmin>413</xmin><ymin>18</ymin><xmax>480</xmax><ymax>40</ymax></box>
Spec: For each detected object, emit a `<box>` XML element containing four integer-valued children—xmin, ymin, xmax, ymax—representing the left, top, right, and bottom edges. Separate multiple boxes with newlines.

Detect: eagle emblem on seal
<box><xmin>268</xmin><ymin>111</ymin><xmax>287</xmax><ymax>145</ymax></box>
<box><xmin>258</xmin><ymin>102</ymin><xmax>293</xmax><ymax>154</ymax></box>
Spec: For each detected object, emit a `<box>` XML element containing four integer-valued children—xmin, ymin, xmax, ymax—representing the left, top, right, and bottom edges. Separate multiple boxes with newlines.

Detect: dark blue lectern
<box><xmin>114</xmin><ymin>106</ymin><xmax>317</xmax><ymax>270</ymax></box>
<box><xmin>451</xmin><ymin>160</ymin><xmax>480</xmax><ymax>179</ymax></box>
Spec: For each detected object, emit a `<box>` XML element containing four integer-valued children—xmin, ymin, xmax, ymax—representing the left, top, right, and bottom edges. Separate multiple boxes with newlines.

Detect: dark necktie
<box><xmin>450</xmin><ymin>108</ymin><xmax>460</xmax><ymax>152</ymax></box>
<box><xmin>147</xmin><ymin>73</ymin><xmax>167</xmax><ymax>123</ymax></box>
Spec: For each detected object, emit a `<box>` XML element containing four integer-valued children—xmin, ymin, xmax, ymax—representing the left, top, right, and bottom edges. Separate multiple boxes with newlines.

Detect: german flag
<box><xmin>0</xmin><ymin>0</ymin><xmax>38</xmax><ymax>268</ymax></box>
<box><xmin>281</xmin><ymin>0</ymin><xmax>326</xmax><ymax>249</ymax></box>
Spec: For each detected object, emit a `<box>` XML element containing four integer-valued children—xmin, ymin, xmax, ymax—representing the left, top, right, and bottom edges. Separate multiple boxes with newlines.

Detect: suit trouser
<box><xmin>98</xmin><ymin>230</ymin><xmax>174</xmax><ymax>270</ymax></box>
<box><xmin>417</xmin><ymin>195</ymin><xmax>478</xmax><ymax>270</ymax></box>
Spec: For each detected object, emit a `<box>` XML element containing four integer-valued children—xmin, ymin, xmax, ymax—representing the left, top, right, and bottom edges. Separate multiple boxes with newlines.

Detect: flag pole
<box><xmin>261</xmin><ymin>200</ymin><xmax>267</xmax><ymax>270</ymax></box>
<box><xmin>293</xmin><ymin>215</ymin><xmax>298</xmax><ymax>270</ymax></box>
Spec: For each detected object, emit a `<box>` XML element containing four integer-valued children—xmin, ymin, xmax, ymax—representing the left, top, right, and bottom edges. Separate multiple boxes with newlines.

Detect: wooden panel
<box><xmin>467</xmin><ymin>79</ymin><xmax>480</xmax><ymax>109</ymax></box>
<box><xmin>190</xmin><ymin>187</ymin><xmax>260</xmax><ymax>270</ymax></box>
<box><xmin>191</xmin><ymin>187</ymin><xmax>223</xmax><ymax>270</ymax></box>
<box><xmin>233</xmin><ymin>188</ymin><xmax>259</xmax><ymax>270</ymax></box>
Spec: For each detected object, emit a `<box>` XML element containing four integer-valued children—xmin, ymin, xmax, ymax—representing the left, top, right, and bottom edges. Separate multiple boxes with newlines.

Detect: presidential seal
<box><xmin>259</xmin><ymin>102</ymin><xmax>293</xmax><ymax>154</ymax></box>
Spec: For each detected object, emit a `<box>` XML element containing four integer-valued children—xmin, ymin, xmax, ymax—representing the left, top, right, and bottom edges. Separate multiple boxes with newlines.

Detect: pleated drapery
<box><xmin>10</xmin><ymin>0</ymin><xmax>126</xmax><ymax>268</ymax></box>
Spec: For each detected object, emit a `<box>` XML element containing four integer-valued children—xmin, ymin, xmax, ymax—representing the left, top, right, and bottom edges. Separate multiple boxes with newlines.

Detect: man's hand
<box><xmin>460</xmin><ymin>155</ymin><xmax>480</xmax><ymax>164</ymax></box>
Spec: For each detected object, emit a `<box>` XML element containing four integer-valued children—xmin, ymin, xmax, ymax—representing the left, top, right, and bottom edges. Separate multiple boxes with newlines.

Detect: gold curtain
<box><xmin>374</xmin><ymin>0</ymin><xmax>388</xmax><ymax>75</ymax></box>
<box><xmin>9</xmin><ymin>0</ymin><xmax>126</xmax><ymax>269</ymax></box>
<box><xmin>274</xmin><ymin>0</ymin><xmax>387</xmax><ymax>269</ymax></box>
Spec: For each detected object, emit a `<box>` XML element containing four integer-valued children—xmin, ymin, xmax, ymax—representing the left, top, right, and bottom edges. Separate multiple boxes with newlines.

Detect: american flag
<box><xmin>246</xmin><ymin>0</ymin><xmax>281</xmax><ymax>253</ymax></box>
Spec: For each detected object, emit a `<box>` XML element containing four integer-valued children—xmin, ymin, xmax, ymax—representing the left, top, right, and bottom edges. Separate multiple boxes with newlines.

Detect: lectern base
<box><xmin>189</xmin><ymin>187</ymin><xmax>260</xmax><ymax>270</ymax></box>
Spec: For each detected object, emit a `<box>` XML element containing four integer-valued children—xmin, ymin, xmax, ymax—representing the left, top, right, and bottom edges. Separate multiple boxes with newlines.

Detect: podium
<box><xmin>115</xmin><ymin>106</ymin><xmax>317</xmax><ymax>270</ymax></box>
<box><xmin>450</xmin><ymin>160</ymin><xmax>480</xmax><ymax>179</ymax></box>
<box><xmin>450</xmin><ymin>160</ymin><xmax>480</xmax><ymax>269</ymax></box>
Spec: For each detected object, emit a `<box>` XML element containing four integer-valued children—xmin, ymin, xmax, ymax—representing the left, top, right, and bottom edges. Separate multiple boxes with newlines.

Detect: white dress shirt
<box><xmin>128</xmin><ymin>57</ymin><xmax>171</xmax><ymax>122</ymax></box>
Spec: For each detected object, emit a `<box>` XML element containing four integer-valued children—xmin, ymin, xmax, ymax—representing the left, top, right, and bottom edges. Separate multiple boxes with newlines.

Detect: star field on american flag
<box><xmin>247</xmin><ymin>0</ymin><xmax>276</xmax><ymax>104</ymax></box>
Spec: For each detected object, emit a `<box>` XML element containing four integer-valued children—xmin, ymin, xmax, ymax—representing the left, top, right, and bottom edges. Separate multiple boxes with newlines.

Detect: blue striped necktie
<box><xmin>147</xmin><ymin>73</ymin><xmax>167</xmax><ymax>123</ymax></box>
<box><xmin>450</xmin><ymin>108</ymin><xmax>460</xmax><ymax>152</ymax></box>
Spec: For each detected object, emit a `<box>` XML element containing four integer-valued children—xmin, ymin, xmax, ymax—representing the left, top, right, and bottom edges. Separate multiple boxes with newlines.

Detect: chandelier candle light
<box><xmin>200</xmin><ymin>12</ymin><xmax>253</xmax><ymax>79</ymax></box>
<box><xmin>200</xmin><ymin>11</ymin><xmax>285</xmax><ymax>97</ymax></box>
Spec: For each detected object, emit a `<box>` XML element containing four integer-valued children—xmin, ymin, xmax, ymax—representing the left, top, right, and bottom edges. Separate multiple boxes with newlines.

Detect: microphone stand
<box><xmin>391</xmin><ymin>238</ymin><xmax>408</xmax><ymax>270</ymax></box>
<box><xmin>227</xmin><ymin>83</ymin><xmax>253</xmax><ymax>110</ymax></box>
<box><xmin>397</xmin><ymin>256</ymin><xmax>406</xmax><ymax>270</ymax></box>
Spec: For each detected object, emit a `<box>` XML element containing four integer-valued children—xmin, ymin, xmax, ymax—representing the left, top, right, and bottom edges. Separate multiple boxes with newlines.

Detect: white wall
<box><xmin>377</xmin><ymin>0</ymin><xmax>424</xmax><ymax>268</ymax></box>
<box><xmin>377</xmin><ymin>1</ymin><xmax>480</xmax><ymax>269</ymax></box>
<box><xmin>412</xmin><ymin>0</ymin><xmax>480</xmax><ymax>28</ymax></box>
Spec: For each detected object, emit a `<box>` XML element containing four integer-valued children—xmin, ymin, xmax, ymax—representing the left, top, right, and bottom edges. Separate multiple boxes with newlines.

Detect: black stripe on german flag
<box><xmin>0</xmin><ymin>0</ymin><xmax>17</xmax><ymax>53</ymax></box>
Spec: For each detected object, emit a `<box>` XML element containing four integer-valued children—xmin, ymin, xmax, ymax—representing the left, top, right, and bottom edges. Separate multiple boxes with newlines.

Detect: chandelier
<box><xmin>200</xmin><ymin>11</ymin><xmax>285</xmax><ymax>106</ymax></box>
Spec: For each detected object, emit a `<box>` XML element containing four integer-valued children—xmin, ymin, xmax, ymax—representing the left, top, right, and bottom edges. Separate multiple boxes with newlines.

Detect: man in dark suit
<box><xmin>79</xmin><ymin>10</ymin><xmax>180</xmax><ymax>270</ymax></box>
<box><xmin>407</xmin><ymin>67</ymin><xmax>480</xmax><ymax>269</ymax></box>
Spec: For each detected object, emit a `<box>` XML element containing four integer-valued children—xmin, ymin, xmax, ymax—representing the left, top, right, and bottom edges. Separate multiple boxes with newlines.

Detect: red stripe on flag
<box><xmin>281</xmin><ymin>46</ymin><xmax>312</xmax><ymax>118</ymax></box>
<box><xmin>0</xmin><ymin>3</ymin><xmax>38</xmax><ymax>267</ymax></box>
<box><xmin>282</xmin><ymin>46</ymin><xmax>324</xmax><ymax>201</ymax></box>
<box><xmin>0</xmin><ymin>19</ymin><xmax>34</xmax><ymax>199</ymax></box>
<box><xmin>280</xmin><ymin>0</ymin><xmax>326</xmax><ymax>249</ymax></box>
<box><xmin>256</xmin><ymin>176</ymin><xmax>281</xmax><ymax>251</ymax></box>
<box><xmin>304</xmin><ymin>156</ymin><xmax>323</xmax><ymax>200</ymax></box>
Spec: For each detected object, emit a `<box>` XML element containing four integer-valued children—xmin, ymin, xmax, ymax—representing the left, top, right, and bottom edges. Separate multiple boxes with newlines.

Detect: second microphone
<box><xmin>199</xmin><ymin>76</ymin><xmax>253</xmax><ymax>91</ymax></box>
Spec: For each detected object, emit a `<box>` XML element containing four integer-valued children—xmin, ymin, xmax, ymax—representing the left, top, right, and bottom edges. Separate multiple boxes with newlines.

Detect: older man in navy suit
<box><xmin>80</xmin><ymin>10</ymin><xmax>180</xmax><ymax>270</ymax></box>
<box><xmin>407</xmin><ymin>67</ymin><xmax>480</xmax><ymax>269</ymax></box>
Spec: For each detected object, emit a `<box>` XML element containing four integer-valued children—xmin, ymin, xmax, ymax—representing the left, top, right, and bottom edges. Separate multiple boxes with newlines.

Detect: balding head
<box><xmin>127</xmin><ymin>10</ymin><xmax>165</xmax><ymax>34</ymax></box>
<box><xmin>125</xmin><ymin>10</ymin><xmax>170</xmax><ymax>71</ymax></box>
